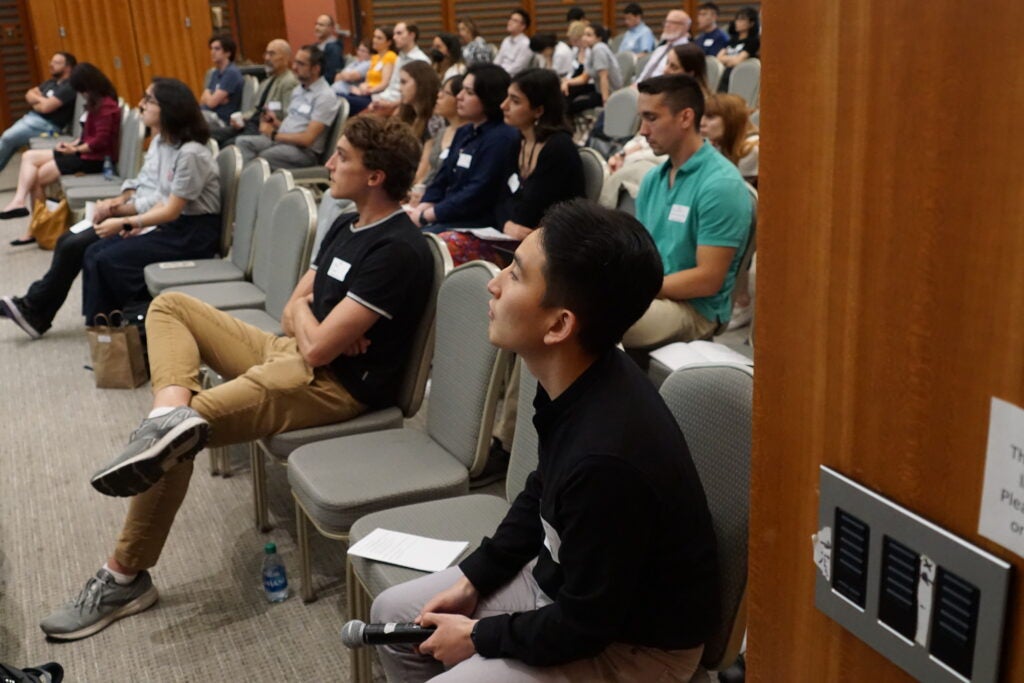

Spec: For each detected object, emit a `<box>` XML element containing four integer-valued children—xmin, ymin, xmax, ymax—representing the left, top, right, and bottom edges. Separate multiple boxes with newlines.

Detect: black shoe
<box><xmin>9</xmin><ymin>236</ymin><xmax>36</xmax><ymax>246</ymax></box>
<box><xmin>470</xmin><ymin>438</ymin><xmax>511</xmax><ymax>489</ymax></box>
<box><xmin>0</xmin><ymin>207</ymin><xmax>30</xmax><ymax>220</ymax></box>
<box><xmin>0</xmin><ymin>296</ymin><xmax>47</xmax><ymax>339</ymax></box>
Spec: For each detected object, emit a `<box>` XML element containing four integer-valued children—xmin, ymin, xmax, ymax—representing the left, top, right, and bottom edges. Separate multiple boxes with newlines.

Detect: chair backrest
<box><xmin>249</xmin><ymin>168</ymin><xmax>295</xmax><ymax>286</ymax></box>
<box><xmin>206</xmin><ymin>138</ymin><xmax>219</xmax><ymax>155</ymax></box>
<box><xmin>608</xmin><ymin>33</ymin><xmax>624</xmax><ymax>53</ymax></box>
<box><xmin>426</xmin><ymin>261</ymin><xmax>512</xmax><ymax>473</ymax></box>
<box><xmin>260</xmin><ymin>186</ymin><xmax>317</xmax><ymax>319</ymax></box>
<box><xmin>727</xmin><ymin>58</ymin><xmax>760</xmax><ymax>108</ymax></box>
<box><xmin>70</xmin><ymin>94</ymin><xmax>86</xmax><ymax>137</ymax></box>
<box><xmin>615</xmin><ymin>51</ymin><xmax>636</xmax><ymax>85</ymax></box>
<box><xmin>117</xmin><ymin>108</ymin><xmax>145</xmax><ymax>179</ymax></box>
<box><xmin>705</xmin><ymin>55</ymin><xmax>725</xmax><ymax>92</ymax></box>
<box><xmin>615</xmin><ymin>186</ymin><xmax>636</xmax><ymax>216</ymax></box>
<box><xmin>602</xmin><ymin>86</ymin><xmax>639</xmax><ymax>139</ymax></box>
<box><xmin>392</xmin><ymin>233</ymin><xmax>453</xmax><ymax>417</ymax></box>
<box><xmin>215</xmin><ymin>146</ymin><xmax>243</xmax><ymax>256</ymax></box>
<box><xmin>319</xmin><ymin>97</ymin><xmax>350</xmax><ymax>164</ymax></box>
<box><xmin>241</xmin><ymin>75</ymin><xmax>259</xmax><ymax>112</ymax></box>
<box><xmin>505</xmin><ymin>363</ymin><xmax>539</xmax><ymax>503</ymax></box>
<box><xmin>658</xmin><ymin>364</ymin><xmax>753</xmax><ymax>672</ymax></box>
<box><xmin>229</xmin><ymin>158</ymin><xmax>270</xmax><ymax>274</ymax></box>
<box><xmin>635</xmin><ymin>52</ymin><xmax>652</xmax><ymax>79</ymax></box>
<box><xmin>578</xmin><ymin>147</ymin><xmax>607</xmax><ymax>202</ymax></box>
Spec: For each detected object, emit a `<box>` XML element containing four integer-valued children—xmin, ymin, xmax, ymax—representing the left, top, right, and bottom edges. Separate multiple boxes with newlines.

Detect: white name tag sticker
<box><xmin>327</xmin><ymin>257</ymin><xmax>352</xmax><ymax>282</ymax></box>
<box><xmin>268</xmin><ymin>101</ymin><xmax>282</xmax><ymax>111</ymax></box>
<box><xmin>507</xmin><ymin>173</ymin><xmax>520</xmax><ymax>193</ymax></box>
<box><xmin>298</xmin><ymin>103</ymin><xmax>312</xmax><ymax>115</ymax></box>
<box><xmin>669</xmin><ymin>204</ymin><xmax>691</xmax><ymax>223</ymax></box>
<box><xmin>46</xmin><ymin>89</ymin><xmax>55</xmax><ymax>98</ymax></box>
<box><xmin>439</xmin><ymin>147</ymin><xmax>450</xmax><ymax>160</ymax></box>
<box><xmin>457</xmin><ymin>152</ymin><xmax>472</xmax><ymax>169</ymax></box>
<box><xmin>704</xmin><ymin>38</ymin><xmax>714</xmax><ymax>46</ymax></box>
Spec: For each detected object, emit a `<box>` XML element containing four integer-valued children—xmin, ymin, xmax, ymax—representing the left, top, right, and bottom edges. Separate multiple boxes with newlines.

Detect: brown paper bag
<box><xmin>28</xmin><ymin>198</ymin><xmax>70</xmax><ymax>250</ymax></box>
<box><xmin>86</xmin><ymin>312</ymin><xmax>148</xmax><ymax>389</ymax></box>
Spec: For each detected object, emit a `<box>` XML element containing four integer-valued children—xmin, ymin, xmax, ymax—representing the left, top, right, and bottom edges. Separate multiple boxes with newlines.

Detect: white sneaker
<box><xmin>727</xmin><ymin>304</ymin><xmax>753</xmax><ymax>331</ymax></box>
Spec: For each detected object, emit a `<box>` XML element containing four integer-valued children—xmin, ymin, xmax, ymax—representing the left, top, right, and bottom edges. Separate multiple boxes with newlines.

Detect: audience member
<box><xmin>0</xmin><ymin>52</ymin><xmax>77</xmax><ymax>174</ymax></box>
<box><xmin>457</xmin><ymin>18</ymin><xmax>493</xmax><ymax>67</ymax></box>
<box><xmin>411</xmin><ymin>74</ymin><xmax>464</xmax><ymax>203</ymax></box>
<box><xmin>565</xmin><ymin>6</ymin><xmax>586</xmax><ymax>24</ymax></box>
<box><xmin>622</xmin><ymin>74</ymin><xmax>751</xmax><ymax>349</ymax></box>
<box><xmin>397</xmin><ymin>61</ymin><xmax>443</xmax><ymax>142</ymax></box>
<box><xmin>342</xmin><ymin>27</ymin><xmax>397</xmax><ymax>102</ymax></box>
<box><xmin>211</xmin><ymin>39</ymin><xmax>298</xmax><ymax>146</ymax></box>
<box><xmin>1</xmin><ymin>78</ymin><xmax>221</xmax><ymax>340</ymax></box>
<box><xmin>40</xmin><ymin>116</ymin><xmax>433</xmax><ymax>640</ymax></box>
<box><xmin>236</xmin><ymin>45</ymin><xmax>339</xmax><ymax>170</ymax></box>
<box><xmin>356</xmin><ymin>22</ymin><xmax>429</xmax><ymax>116</ymax></box>
<box><xmin>314</xmin><ymin>14</ymin><xmax>345</xmax><ymax>83</ymax></box>
<box><xmin>372</xmin><ymin>199</ymin><xmax>718</xmax><ymax>683</ymax></box>
<box><xmin>431</xmin><ymin>33</ymin><xmax>467</xmax><ymax>81</ymax></box>
<box><xmin>529</xmin><ymin>33</ymin><xmax>574</xmax><ymax>79</ymax></box>
<box><xmin>694</xmin><ymin>2</ymin><xmax>730</xmax><ymax>56</ymax></box>
<box><xmin>618</xmin><ymin>3</ymin><xmax>656</xmax><ymax>55</ymax></box>
<box><xmin>562</xmin><ymin>23</ymin><xmax>622</xmax><ymax>114</ymax></box>
<box><xmin>702</xmin><ymin>93</ymin><xmax>758</xmax><ymax>183</ymax></box>
<box><xmin>564</xmin><ymin>20</ymin><xmax>588</xmax><ymax>73</ymax></box>
<box><xmin>636</xmin><ymin>10</ymin><xmax>691</xmax><ymax>81</ymax></box>
<box><xmin>332</xmin><ymin>40</ymin><xmax>373</xmax><ymax>96</ymax></box>
<box><xmin>440</xmin><ymin>68</ymin><xmax>584</xmax><ymax>266</ymax></box>
<box><xmin>408</xmin><ymin>64</ymin><xmax>518</xmax><ymax>230</ymax></box>
<box><xmin>716</xmin><ymin>6</ymin><xmax>760</xmax><ymax>91</ymax></box>
<box><xmin>3</xmin><ymin>64</ymin><xmax>120</xmax><ymax>248</ymax></box>
<box><xmin>199</xmin><ymin>35</ymin><xmax>243</xmax><ymax>128</ymax></box>
<box><xmin>494</xmin><ymin>9</ymin><xmax>533</xmax><ymax>77</ymax></box>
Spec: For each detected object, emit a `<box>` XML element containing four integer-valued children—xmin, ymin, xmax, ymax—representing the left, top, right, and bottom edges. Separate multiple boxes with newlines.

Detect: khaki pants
<box><xmin>373</xmin><ymin>563</ymin><xmax>703</xmax><ymax>682</ymax></box>
<box><xmin>622</xmin><ymin>298</ymin><xmax>718</xmax><ymax>349</ymax></box>
<box><xmin>114</xmin><ymin>292</ymin><xmax>366</xmax><ymax>570</ymax></box>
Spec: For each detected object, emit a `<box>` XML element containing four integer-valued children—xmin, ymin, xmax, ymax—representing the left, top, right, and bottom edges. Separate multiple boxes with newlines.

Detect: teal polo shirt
<box><xmin>636</xmin><ymin>141</ymin><xmax>751</xmax><ymax>323</ymax></box>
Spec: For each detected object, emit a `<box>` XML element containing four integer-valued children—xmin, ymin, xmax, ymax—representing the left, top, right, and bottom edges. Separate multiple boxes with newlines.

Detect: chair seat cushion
<box><xmin>288</xmin><ymin>428</ymin><xmax>469</xmax><ymax>534</ymax></box>
<box><xmin>29</xmin><ymin>136</ymin><xmax>74</xmax><ymax>150</ymax></box>
<box><xmin>165</xmin><ymin>281</ymin><xmax>266</xmax><ymax>311</ymax></box>
<box><xmin>348</xmin><ymin>494</ymin><xmax>510</xmax><ymax>599</ymax></box>
<box><xmin>229</xmin><ymin>308</ymin><xmax>282</xmax><ymax>335</ymax></box>
<box><xmin>289</xmin><ymin>167</ymin><xmax>329</xmax><ymax>182</ymax></box>
<box><xmin>261</xmin><ymin>407</ymin><xmax>404</xmax><ymax>458</ymax></box>
<box><xmin>61</xmin><ymin>173</ymin><xmax>123</xmax><ymax>189</ymax></box>
<box><xmin>144</xmin><ymin>258</ymin><xmax>244</xmax><ymax>295</ymax></box>
<box><xmin>65</xmin><ymin>183</ymin><xmax>124</xmax><ymax>209</ymax></box>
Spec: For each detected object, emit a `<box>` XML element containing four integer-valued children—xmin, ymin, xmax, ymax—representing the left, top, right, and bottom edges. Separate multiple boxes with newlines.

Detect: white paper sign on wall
<box><xmin>978</xmin><ymin>397</ymin><xmax>1024</xmax><ymax>557</ymax></box>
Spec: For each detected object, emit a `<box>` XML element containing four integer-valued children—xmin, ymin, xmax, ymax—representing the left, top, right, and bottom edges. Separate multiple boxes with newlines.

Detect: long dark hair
<box><xmin>729</xmin><ymin>6</ymin><xmax>760</xmax><ymax>38</ymax></box>
<box><xmin>151</xmin><ymin>77</ymin><xmax>209</xmax><ymax>145</ymax></box>
<box><xmin>433</xmin><ymin>32</ymin><xmax>463</xmax><ymax>76</ymax></box>
<box><xmin>465</xmin><ymin>63</ymin><xmax>510</xmax><ymax>123</ymax></box>
<box><xmin>398</xmin><ymin>61</ymin><xmax>441</xmax><ymax>139</ymax></box>
<box><xmin>671</xmin><ymin>43</ymin><xmax>710</xmax><ymax>97</ymax></box>
<box><xmin>69</xmin><ymin>63</ymin><xmax>117</xmax><ymax>112</ymax></box>
<box><xmin>510</xmin><ymin>69</ymin><xmax>569</xmax><ymax>142</ymax></box>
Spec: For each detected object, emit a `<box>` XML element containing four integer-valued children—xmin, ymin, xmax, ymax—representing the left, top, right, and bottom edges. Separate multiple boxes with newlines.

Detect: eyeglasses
<box><xmin>140</xmin><ymin>94</ymin><xmax>156</xmax><ymax>105</ymax></box>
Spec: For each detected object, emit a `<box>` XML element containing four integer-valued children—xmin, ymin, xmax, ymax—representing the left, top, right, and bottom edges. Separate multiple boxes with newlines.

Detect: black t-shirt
<box><xmin>726</xmin><ymin>33</ymin><xmax>760</xmax><ymax>59</ymax></box>
<box><xmin>312</xmin><ymin>210</ymin><xmax>434</xmax><ymax>408</ymax></box>
<box><xmin>37</xmin><ymin>78</ymin><xmax>77</xmax><ymax>129</ymax></box>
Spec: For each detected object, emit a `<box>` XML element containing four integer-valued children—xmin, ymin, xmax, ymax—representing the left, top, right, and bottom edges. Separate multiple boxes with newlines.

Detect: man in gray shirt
<box><xmin>235</xmin><ymin>44</ymin><xmax>340</xmax><ymax>170</ymax></box>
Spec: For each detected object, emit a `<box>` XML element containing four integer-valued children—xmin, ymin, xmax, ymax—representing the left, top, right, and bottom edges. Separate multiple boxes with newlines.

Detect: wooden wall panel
<box><xmin>25</xmin><ymin>0</ymin><xmax>62</xmax><ymax>86</ymax></box>
<box><xmin>129</xmin><ymin>0</ymin><xmax>212</xmax><ymax>94</ymax></box>
<box><xmin>235</xmin><ymin>0</ymin><xmax>286</xmax><ymax>65</ymax></box>
<box><xmin>749</xmin><ymin>0</ymin><xmax>1024</xmax><ymax>681</ymax></box>
<box><xmin>54</xmin><ymin>0</ymin><xmax>145</xmax><ymax>104</ymax></box>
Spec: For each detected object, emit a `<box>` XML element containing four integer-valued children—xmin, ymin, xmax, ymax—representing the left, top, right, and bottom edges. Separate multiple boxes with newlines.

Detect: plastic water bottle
<box><xmin>261</xmin><ymin>542</ymin><xmax>289</xmax><ymax>602</ymax></box>
<box><xmin>102</xmin><ymin>155</ymin><xmax>114</xmax><ymax>181</ymax></box>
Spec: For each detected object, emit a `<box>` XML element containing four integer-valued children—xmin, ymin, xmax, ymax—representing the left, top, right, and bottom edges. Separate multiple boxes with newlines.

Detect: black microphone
<box><xmin>340</xmin><ymin>619</ymin><xmax>436</xmax><ymax>648</ymax></box>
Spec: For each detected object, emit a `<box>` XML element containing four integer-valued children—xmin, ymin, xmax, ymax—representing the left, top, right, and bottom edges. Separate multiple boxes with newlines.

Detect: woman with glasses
<box><xmin>1</xmin><ymin>78</ymin><xmax>220</xmax><ymax>339</ymax></box>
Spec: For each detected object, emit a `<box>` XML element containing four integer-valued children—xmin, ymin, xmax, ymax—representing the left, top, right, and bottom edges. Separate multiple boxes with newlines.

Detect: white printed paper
<box><xmin>649</xmin><ymin>340</ymin><xmax>753</xmax><ymax>372</ymax></box>
<box><xmin>69</xmin><ymin>201</ymin><xmax>97</xmax><ymax>234</ymax></box>
<box><xmin>348</xmin><ymin>528</ymin><xmax>468</xmax><ymax>573</ymax></box>
<box><xmin>977</xmin><ymin>397</ymin><xmax>1024</xmax><ymax>557</ymax></box>
<box><xmin>451</xmin><ymin>227</ymin><xmax>520</xmax><ymax>242</ymax></box>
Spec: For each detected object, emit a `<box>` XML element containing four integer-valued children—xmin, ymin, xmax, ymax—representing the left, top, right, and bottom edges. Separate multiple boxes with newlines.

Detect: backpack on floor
<box><xmin>0</xmin><ymin>662</ymin><xmax>64</xmax><ymax>683</ymax></box>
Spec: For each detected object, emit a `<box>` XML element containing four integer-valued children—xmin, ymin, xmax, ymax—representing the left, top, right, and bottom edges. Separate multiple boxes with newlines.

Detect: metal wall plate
<box><xmin>815</xmin><ymin>466</ymin><xmax>1011</xmax><ymax>683</ymax></box>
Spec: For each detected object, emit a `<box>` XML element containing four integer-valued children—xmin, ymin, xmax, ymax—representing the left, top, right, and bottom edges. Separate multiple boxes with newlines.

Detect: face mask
<box><xmin>429</xmin><ymin>48</ymin><xmax>445</xmax><ymax>64</ymax></box>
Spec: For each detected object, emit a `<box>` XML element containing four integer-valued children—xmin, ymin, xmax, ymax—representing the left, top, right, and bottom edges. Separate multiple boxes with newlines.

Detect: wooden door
<box><xmin>129</xmin><ymin>0</ymin><xmax>212</xmax><ymax>94</ymax></box>
<box><xmin>749</xmin><ymin>0</ymin><xmax>1024</xmax><ymax>680</ymax></box>
<box><xmin>0</xmin><ymin>0</ymin><xmax>37</xmax><ymax>127</ymax></box>
<box><xmin>235</xmin><ymin>0</ymin><xmax>285</xmax><ymax>65</ymax></box>
<box><xmin>54</xmin><ymin>0</ymin><xmax>145</xmax><ymax>104</ymax></box>
<box><xmin>24</xmin><ymin>0</ymin><xmax>63</xmax><ymax>88</ymax></box>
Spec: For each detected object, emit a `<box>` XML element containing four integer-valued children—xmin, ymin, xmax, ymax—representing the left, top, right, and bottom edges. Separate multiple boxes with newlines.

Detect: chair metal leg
<box><xmin>297</xmin><ymin>499</ymin><xmax>316</xmax><ymax>603</ymax></box>
<box><xmin>208</xmin><ymin>446</ymin><xmax>221</xmax><ymax>476</ymax></box>
<box><xmin>219</xmin><ymin>445</ymin><xmax>233</xmax><ymax>477</ymax></box>
<box><xmin>251</xmin><ymin>442</ymin><xmax>270</xmax><ymax>532</ymax></box>
<box><xmin>347</xmin><ymin>557</ymin><xmax>373</xmax><ymax>683</ymax></box>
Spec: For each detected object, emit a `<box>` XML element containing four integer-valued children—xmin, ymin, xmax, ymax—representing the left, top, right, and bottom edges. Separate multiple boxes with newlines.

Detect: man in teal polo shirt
<box><xmin>622</xmin><ymin>73</ymin><xmax>751</xmax><ymax>349</ymax></box>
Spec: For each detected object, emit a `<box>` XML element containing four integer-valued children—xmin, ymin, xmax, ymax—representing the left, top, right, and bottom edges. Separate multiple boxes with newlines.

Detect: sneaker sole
<box><xmin>1</xmin><ymin>295</ymin><xmax>41</xmax><ymax>339</ymax></box>
<box><xmin>90</xmin><ymin>418</ymin><xmax>210</xmax><ymax>497</ymax></box>
<box><xmin>43</xmin><ymin>585</ymin><xmax>159</xmax><ymax>641</ymax></box>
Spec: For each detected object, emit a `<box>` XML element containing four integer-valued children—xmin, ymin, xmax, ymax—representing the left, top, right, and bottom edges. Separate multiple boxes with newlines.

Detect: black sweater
<box><xmin>496</xmin><ymin>130</ymin><xmax>586</xmax><ymax>230</ymax></box>
<box><xmin>460</xmin><ymin>349</ymin><xmax>719</xmax><ymax>666</ymax></box>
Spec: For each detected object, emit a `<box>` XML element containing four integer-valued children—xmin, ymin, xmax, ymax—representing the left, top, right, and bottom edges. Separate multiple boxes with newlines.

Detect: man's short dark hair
<box><xmin>566</xmin><ymin>6</ymin><xmax>585</xmax><ymax>22</ymax></box>
<box><xmin>539</xmin><ymin>200</ymin><xmax>663</xmax><ymax>354</ymax></box>
<box><xmin>698</xmin><ymin>2</ymin><xmax>721</xmax><ymax>15</ymax></box>
<box><xmin>56</xmin><ymin>52</ymin><xmax>77</xmax><ymax>70</ymax></box>
<box><xmin>638</xmin><ymin>74</ymin><xmax>705</xmax><ymax>121</ymax></box>
<box><xmin>529</xmin><ymin>33</ymin><xmax>557</xmax><ymax>53</ymax></box>
<box><xmin>466</xmin><ymin>63</ymin><xmax>511</xmax><ymax>122</ymax></box>
<box><xmin>300</xmin><ymin>44</ymin><xmax>325</xmax><ymax>73</ymax></box>
<box><xmin>342</xmin><ymin>116</ymin><xmax>422</xmax><ymax>201</ymax></box>
<box><xmin>405</xmin><ymin>23</ymin><xmax>420</xmax><ymax>41</ymax></box>
<box><xmin>511</xmin><ymin>9</ymin><xmax>531</xmax><ymax>29</ymax></box>
<box><xmin>624</xmin><ymin>3</ymin><xmax>644</xmax><ymax>17</ymax></box>
<box><xmin>210</xmin><ymin>34</ymin><xmax>237</xmax><ymax>62</ymax></box>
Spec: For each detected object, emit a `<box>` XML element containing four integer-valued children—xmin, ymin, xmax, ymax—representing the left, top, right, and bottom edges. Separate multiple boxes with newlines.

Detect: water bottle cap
<box><xmin>264</xmin><ymin>542</ymin><xmax>277</xmax><ymax>554</ymax></box>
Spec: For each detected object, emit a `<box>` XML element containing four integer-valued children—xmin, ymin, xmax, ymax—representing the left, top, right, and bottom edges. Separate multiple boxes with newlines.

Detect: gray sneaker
<box><xmin>90</xmin><ymin>406</ymin><xmax>210</xmax><ymax>497</ymax></box>
<box><xmin>40</xmin><ymin>569</ymin><xmax>158</xmax><ymax>640</ymax></box>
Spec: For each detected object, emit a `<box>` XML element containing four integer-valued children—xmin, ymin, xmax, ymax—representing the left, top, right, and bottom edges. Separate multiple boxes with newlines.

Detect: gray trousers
<box><xmin>371</xmin><ymin>563</ymin><xmax>703</xmax><ymax>683</ymax></box>
<box><xmin>234</xmin><ymin>134</ymin><xmax>318</xmax><ymax>171</ymax></box>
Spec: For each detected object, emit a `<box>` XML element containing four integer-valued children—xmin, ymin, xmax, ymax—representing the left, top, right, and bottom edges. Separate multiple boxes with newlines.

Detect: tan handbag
<box><xmin>86</xmin><ymin>312</ymin><xmax>148</xmax><ymax>389</ymax></box>
<box><xmin>28</xmin><ymin>198</ymin><xmax>70</xmax><ymax>250</ymax></box>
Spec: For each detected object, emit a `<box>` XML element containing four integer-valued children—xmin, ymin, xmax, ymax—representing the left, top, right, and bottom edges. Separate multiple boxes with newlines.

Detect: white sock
<box><xmin>102</xmin><ymin>562</ymin><xmax>137</xmax><ymax>585</ymax></box>
<box><xmin>147</xmin><ymin>406</ymin><xmax>176</xmax><ymax>419</ymax></box>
